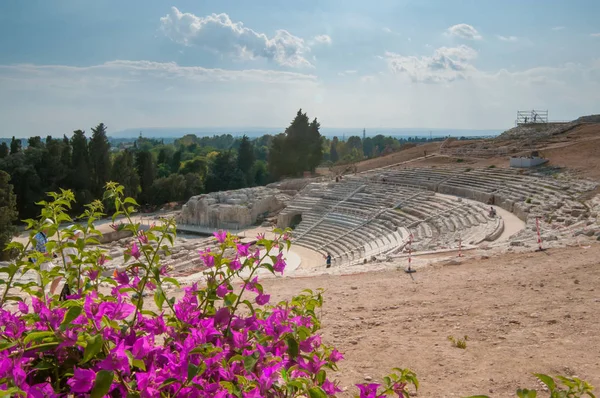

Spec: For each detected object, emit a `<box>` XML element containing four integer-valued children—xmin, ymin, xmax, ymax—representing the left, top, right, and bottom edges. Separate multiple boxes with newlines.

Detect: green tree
<box><xmin>267</xmin><ymin>133</ymin><xmax>289</xmax><ymax>180</ymax></box>
<box><xmin>205</xmin><ymin>151</ymin><xmax>244</xmax><ymax>193</ymax></box>
<box><xmin>363</xmin><ymin>137</ymin><xmax>374</xmax><ymax>158</ymax></box>
<box><xmin>10</xmin><ymin>137</ymin><xmax>21</xmax><ymax>155</ymax></box>
<box><xmin>330</xmin><ymin>137</ymin><xmax>339</xmax><ymax>163</ymax></box>
<box><xmin>0</xmin><ymin>170</ymin><xmax>17</xmax><ymax>258</ymax></box>
<box><xmin>183</xmin><ymin>173</ymin><xmax>203</xmax><ymax>198</ymax></box>
<box><xmin>69</xmin><ymin>130</ymin><xmax>93</xmax><ymax>207</ymax></box>
<box><xmin>170</xmin><ymin>150</ymin><xmax>182</xmax><ymax>173</ymax></box>
<box><xmin>89</xmin><ymin>123</ymin><xmax>111</xmax><ymax>197</ymax></box>
<box><xmin>27</xmin><ymin>136</ymin><xmax>43</xmax><ymax>148</ymax></box>
<box><xmin>284</xmin><ymin>109</ymin><xmax>310</xmax><ymax>174</ymax></box>
<box><xmin>306</xmin><ymin>118</ymin><xmax>323</xmax><ymax>173</ymax></box>
<box><xmin>179</xmin><ymin>157</ymin><xmax>208</xmax><ymax>178</ymax></box>
<box><xmin>237</xmin><ymin>135</ymin><xmax>255</xmax><ymax>185</ymax></box>
<box><xmin>135</xmin><ymin>150</ymin><xmax>156</xmax><ymax>204</ymax></box>
<box><xmin>149</xmin><ymin>174</ymin><xmax>186</xmax><ymax>205</ymax></box>
<box><xmin>111</xmin><ymin>150</ymin><xmax>140</xmax><ymax>199</ymax></box>
<box><xmin>0</xmin><ymin>153</ymin><xmax>41</xmax><ymax>219</ymax></box>
<box><xmin>0</xmin><ymin>142</ymin><xmax>8</xmax><ymax>159</ymax></box>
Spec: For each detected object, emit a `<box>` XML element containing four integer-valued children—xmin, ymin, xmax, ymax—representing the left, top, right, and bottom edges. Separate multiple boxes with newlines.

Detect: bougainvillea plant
<box><xmin>0</xmin><ymin>184</ymin><xmax>418</xmax><ymax>397</ymax></box>
<box><xmin>0</xmin><ymin>183</ymin><xmax>595</xmax><ymax>397</ymax></box>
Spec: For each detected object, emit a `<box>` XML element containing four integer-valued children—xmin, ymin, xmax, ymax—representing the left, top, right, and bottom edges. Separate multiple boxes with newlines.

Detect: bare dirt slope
<box><xmin>263</xmin><ymin>244</ymin><xmax>600</xmax><ymax>397</ymax></box>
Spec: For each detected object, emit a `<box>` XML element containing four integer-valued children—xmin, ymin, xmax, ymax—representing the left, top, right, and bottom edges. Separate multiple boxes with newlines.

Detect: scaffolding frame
<box><xmin>516</xmin><ymin>110</ymin><xmax>548</xmax><ymax>126</ymax></box>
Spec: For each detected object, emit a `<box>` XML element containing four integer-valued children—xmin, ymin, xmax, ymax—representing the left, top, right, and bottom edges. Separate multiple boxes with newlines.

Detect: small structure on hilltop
<box><xmin>516</xmin><ymin>110</ymin><xmax>548</xmax><ymax>126</ymax></box>
<box><xmin>509</xmin><ymin>151</ymin><xmax>549</xmax><ymax>168</ymax></box>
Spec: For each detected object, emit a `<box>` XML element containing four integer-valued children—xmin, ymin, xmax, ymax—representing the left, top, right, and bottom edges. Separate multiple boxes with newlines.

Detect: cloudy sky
<box><xmin>1</xmin><ymin>0</ymin><xmax>600</xmax><ymax>137</ymax></box>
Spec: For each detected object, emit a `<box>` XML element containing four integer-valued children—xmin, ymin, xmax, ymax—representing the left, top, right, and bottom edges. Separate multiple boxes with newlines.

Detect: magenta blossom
<box><xmin>256</xmin><ymin>232</ymin><xmax>265</xmax><ymax>240</ymax></box>
<box><xmin>87</xmin><ymin>269</ymin><xmax>99</xmax><ymax>281</ymax></box>
<box><xmin>323</xmin><ymin>380</ymin><xmax>343</xmax><ymax>395</ymax></box>
<box><xmin>273</xmin><ymin>252</ymin><xmax>286</xmax><ymax>274</ymax></box>
<box><xmin>329</xmin><ymin>349</ymin><xmax>344</xmax><ymax>363</ymax></box>
<box><xmin>67</xmin><ymin>367</ymin><xmax>95</xmax><ymax>393</ymax></box>
<box><xmin>356</xmin><ymin>383</ymin><xmax>382</xmax><ymax>398</ymax></box>
<box><xmin>17</xmin><ymin>301</ymin><xmax>28</xmax><ymax>314</ymax></box>
<box><xmin>213</xmin><ymin>230</ymin><xmax>227</xmax><ymax>243</ymax></box>
<box><xmin>129</xmin><ymin>242</ymin><xmax>141</xmax><ymax>260</ymax></box>
<box><xmin>229</xmin><ymin>257</ymin><xmax>242</xmax><ymax>272</ymax></box>
<box><xmin>200</xmin><ymin>248</ymin><xmax>215</xmax><ymax>268</ymax></box>
<box><xmin>216</xmin><ymin>284</ymin><xmax>230</xmax><ymax>298</ymax></box>
<box><xmin>137</xmin><ymin>231</ymin><xmax>148</xmax><ymax>244</ymax></box>
<box><xmin>256</xmin><ymin>293</ymin><xmax>270</xmax><ymax>306</ymax></box>
<box><xmin>98</xmin><ymin>254</ymin><xmax>107</xmax><ymax>266</ymax></box>
<box><xmin>236</xmin><ymin>243</ymin><xmax>251</xmax><ymax>257</ymax></box>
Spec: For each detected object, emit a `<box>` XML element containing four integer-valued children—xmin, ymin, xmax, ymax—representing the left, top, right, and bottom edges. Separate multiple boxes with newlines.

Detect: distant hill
<box><xmin>109</xmin><ymin>127</ymin><xmax>503</xmax><ymax>139</ymax></box>
<box><xmin>575</xmin><ymin>114</ymin><xmax>600</xmax><ymax>123</ymax></box>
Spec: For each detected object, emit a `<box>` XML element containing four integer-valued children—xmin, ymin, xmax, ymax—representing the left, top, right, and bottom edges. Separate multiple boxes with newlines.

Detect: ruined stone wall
<box><xmin>177</xmin><ymin>187</ymin><xmax>289</xmax><ymax>229</ymax></box>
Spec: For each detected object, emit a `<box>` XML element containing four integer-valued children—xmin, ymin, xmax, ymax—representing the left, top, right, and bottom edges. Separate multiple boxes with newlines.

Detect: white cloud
<box><xmin>591</xmin><ymin>33</ymin><xmax>600</xmax><ymax>37</ymax></box>
<box><xmin>552</xmin><ymin>26</ymin><xmax>565</xmax><ymax>31</ymax></box>
<box><xmin>384</xmin><ymin>45</ymin><xmax>478</xmax><ymax>83</ymax></box>
<box><xmin>313</xmin><ymin>35</ymin><xmax>332</xmax><ymax>45</ymax></box>
<box><xmin>159</xmin><ymin>7</ymin><xmax>313</xmax><ymax>68</ymax></box>
<box><xmin>446</xmin><ymin>24</ymin><xmax>482</xmax><ymax>40</ymax></box>
<box><xmin>1</xmin><ymin>59</ymin><xmax>600</xmax><ymax>135</ymax></box>
<box><xmin>337</xmin><ymin>70</ymin><xmax>357</xmax><ymax>76</ymax></box>
<box><xmin>497</xmin><ymin>35</ymin><xmax>519</xmax><ymax>42</ymax></box>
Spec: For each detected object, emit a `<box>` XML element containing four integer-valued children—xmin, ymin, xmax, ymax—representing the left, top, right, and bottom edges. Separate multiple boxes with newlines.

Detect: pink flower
<box><xmin>17</xmin><ymin>301</ymin><xmax>28</xmax><ymax>314</ymax></box>
<box><xmin>256</xmin><ymin>232</ymin><xmax>265</xmax><ymax>240</ymax></box>
<box><xmin>87</xmin><ymin>269</ymin><xmax>99</xmax><ymax>281</ymax></box>
<box><xmin>329</xmin><ymin>349</ymin><xmax>344</xmax><ymax>363</ymax></box>
<box><xmin>98</xmin><ymin>254</ymin><xmax>107</xmax><ymax>266</ymax></box>
<box><xmin>213</xmin><ymin>230</ymin><xmax>227</xmax><ymax>243</ymax></box>
<box><xmin>273</xmin><ymin>252</ymin><xmax>286</xmax><ymax>274</ymax></box>
<box><xmin>129</xmin><ymin>242</ymin><xmax>141</xmax><ymax>260</ymax></box>
<box><xmin>236</xmin><ymin>243</ymin><xmax>251</xmax><ymax>257</ymax></box>
<box><xmin>137</xmin><ymin>231</ymin><xmax>148</xmax><ymax>244</ymax></box>
<box><xmin>199</xmin><ymin>248</ymin><xmax>215</xmax><ymax>268</ymax></box>
<box><xmin>228</xmin><ymin>257</ymin><xmax>242</xmax><ymax>272</ymax></box>
<box><xmin>216</xmin><ymin>284</ymin><xmax>230</xmax><ymax>298</ymax></box>
<box><xmin>356</xmin><ymin>383</ymin><xmax>382</xmax><ymax>398</ymax></box>
<box><xmin>67</xmin><ymin>367</ymin><xmax>96</xmax><ymax>393</ymax></box>
<box><xmin>323</xmin><ymin>380</ymin><xmax>342</xmax><ymax>395</ymax></box>
<box><xmin>256</xmin><ymin>293</ymin><xmax>270</xmax><ymax>306</ymax></box>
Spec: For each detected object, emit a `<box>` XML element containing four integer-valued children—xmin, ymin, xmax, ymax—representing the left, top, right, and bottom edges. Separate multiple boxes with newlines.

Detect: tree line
<box><xmin>0</xmin><ymin>108</ymin><xmax>446</xmax><ymax>254</ymax></box>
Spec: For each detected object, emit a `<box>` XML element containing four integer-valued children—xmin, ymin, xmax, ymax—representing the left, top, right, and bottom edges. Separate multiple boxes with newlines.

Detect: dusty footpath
<box><xmin>262</xmin><ymin>244</ymin><xmax>600</xmax><ymax>397</ymax></box>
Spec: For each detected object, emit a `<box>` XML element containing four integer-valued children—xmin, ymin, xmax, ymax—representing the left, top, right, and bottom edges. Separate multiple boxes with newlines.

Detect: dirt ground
<box><xmin>262</xmin><ymin>244</ymin><xmax>600</xmax><ymax>397</ymax></box>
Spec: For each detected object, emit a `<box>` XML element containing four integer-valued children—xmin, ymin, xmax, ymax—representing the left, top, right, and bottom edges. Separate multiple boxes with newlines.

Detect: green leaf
<box><xmin>132</xmin><ymin>359</ymin><xmax>146</xmax><ymax>371</ymax></box>
<box><xmin>154</xmin><ymin>290</ymin><xmax>165</xmax><ymax>310</ymax></box>
<box><xmin>308</xmin><ymin>386</ymin><xmax>328</xmax><ymax>398</ymax></box>
<box><xmin>286</xmin><ymin>335</ymin><xmax>299</xmax><ymax>359</ymax></box>
<box><xmin>23</xmin><ymin>331</ymin><xmax>55</xmax><ymax>345</ymax></box>
<box><xmin>316</xmin><ymin>369</ymin><xmax>326</xmax><ymax>385</ymax></box>
<box><xmin>516</xmin><ymin>389</ymin><xmax>537</xmax><ymax>398</ymax></box>
<box><xmin>162</xmin><ymin>277</ymin><xmax>180</xmax><ymax>288</ymax></box>
<box><xmin>60</xmin><ymin>306</ymin><xmax>82</xmax><ymax>330</ymax></box>
<box><xmin>243</xmin><ymin>352</ymin><xmax>259</xmax><ymax>373</ymax></box>
<box><xmin>82</xmin><ymin>334</ymin><xmax>104</xmax><ymax>363</ymax></box>
<box><xmin>187</xmin><ymin>362</ymin><xmax>201</xmax><ymax>381</ymax></box>
<box><xmin>159</xmin><ymin>378</ymin><xmax>179</xmax><ymax>389</ymax></box>
<box><xmin>534</xmin><ymin>374</ymin><xmax>555</xmax><ymax>392</ymax></box>
<box><xmin>90</xmin><ymin>370</ymin><xmax>114</xmax><ymax>398</ymax></box>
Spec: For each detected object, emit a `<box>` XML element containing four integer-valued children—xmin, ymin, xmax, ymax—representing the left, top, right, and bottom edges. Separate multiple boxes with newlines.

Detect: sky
<box><xmin>1</xmin><ymin>0</ymin><xmax>600</xmax><ymax>137</ymax></box>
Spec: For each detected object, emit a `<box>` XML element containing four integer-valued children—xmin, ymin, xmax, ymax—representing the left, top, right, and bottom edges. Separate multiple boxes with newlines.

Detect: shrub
<box><xmin>456</xmin><ymin>158</ymin><xmax>464</xmax><ymax>163</ymax></box>
<box><xmin>0</xmin><ymin>184</ymin><xmax>418</xmax><ymax>397</ymax></box>
<box><xmin>488</xmin><ymin>165</ymin><xmax>496</xmax><ymax>169</ymax></box>
<box><xmin>448</xmin><ymin>335</ymin><xmax>468</xmax><ymax>349</ymax></box>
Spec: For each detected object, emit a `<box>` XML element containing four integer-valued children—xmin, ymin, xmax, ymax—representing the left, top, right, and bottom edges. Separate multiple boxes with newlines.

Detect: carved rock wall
<box><xmin>177</xmin><ymin>187</ymin><xmax>289</xmax><ymax>229</ymax></box>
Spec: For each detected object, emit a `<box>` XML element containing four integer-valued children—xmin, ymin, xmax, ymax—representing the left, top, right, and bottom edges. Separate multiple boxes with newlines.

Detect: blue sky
<box><xmin>1</xmin><ymin>0</ymin><xmax>599</xmax><ymax>137</ymax></box>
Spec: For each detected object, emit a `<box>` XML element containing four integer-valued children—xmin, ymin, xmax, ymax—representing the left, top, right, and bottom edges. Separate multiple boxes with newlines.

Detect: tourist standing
<box><xmin>325</xmin><ymin>252</ymin><xmax>332</xmax><ymax>268</ymax></box>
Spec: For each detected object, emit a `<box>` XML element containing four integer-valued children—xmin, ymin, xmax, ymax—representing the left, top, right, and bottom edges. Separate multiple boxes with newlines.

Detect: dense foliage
<box><xmin>0</xmin><ymin>185</ymin><xmax>420</xmax><ymax>397</ymax></box>
<box><xmin>0</xmin><ymin>171</ymin><xmax>17</xmax><ymax>260</ymax></box>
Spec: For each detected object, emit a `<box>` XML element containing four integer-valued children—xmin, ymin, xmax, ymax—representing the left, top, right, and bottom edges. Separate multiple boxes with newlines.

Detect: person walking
<box><xmin>325</xmin><ymin>252</ymin><xmax>332</xmax><ymax>268</ymax></box>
